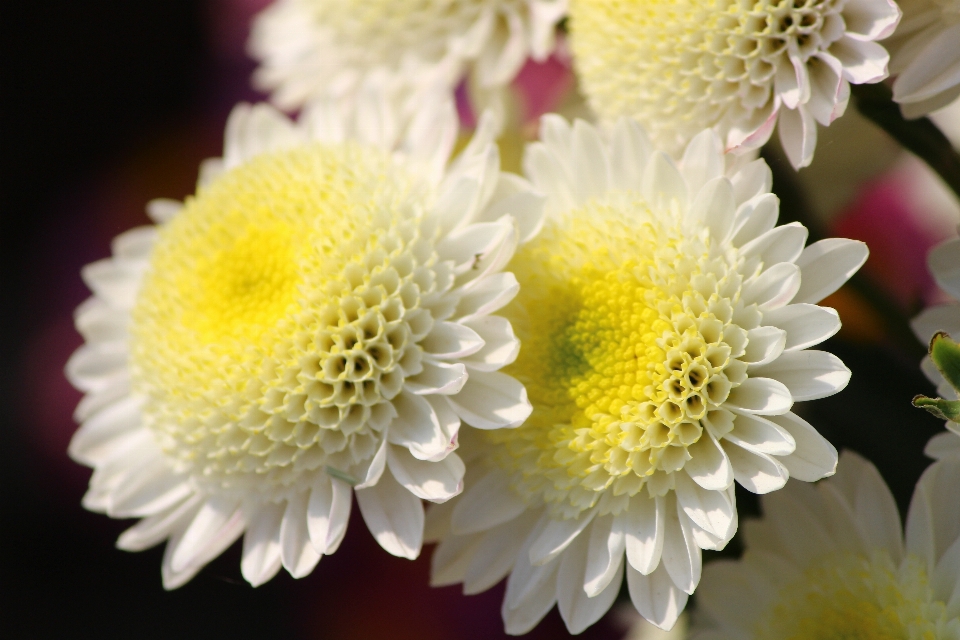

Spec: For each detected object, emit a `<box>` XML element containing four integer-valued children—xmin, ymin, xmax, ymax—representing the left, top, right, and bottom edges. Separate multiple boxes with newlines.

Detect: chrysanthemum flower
<box><xmin>912</xmin><ymin>236</ymin><xmax>960</xmax><ymax>460</ymax></box>
<box><xmin>426</xmin><ymin>116</ymin><xmax>867</xmax><ymax>634</ymax></box>
<box><xmin>568</xmin><ymin>0</ymin><xmax>900</xmax><ymax>169</ymax></box>
<box><xmin>691</xmin><ymin>451</ymin><xmax>960</xmax><ymax>639</ymax></box>
<box><xmin>65</xmin><ymin>93</ymin><xmax>544</xmax><ymax>589</ymax></box>
<box><xmin>248</xmin><ymin>0</ymin><xmax>568</xmax><ymax>117</ymax></box>
<box><xmin>890</xmin><ymin>0</ymin><xmax>960</xmax><ymax>117</ymax></box>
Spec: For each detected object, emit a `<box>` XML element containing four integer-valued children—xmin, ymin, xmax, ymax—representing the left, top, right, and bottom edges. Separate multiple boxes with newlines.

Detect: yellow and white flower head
<box><xmin>426</xmin><ymin>116</ymin><xmax>867</xmax><ymax>634</ymax></box>
<box><xmin>568</xmin><ymin>0</ymin><xmax>900</xmax><ymax>169</ymax></box>
<box><xmin>691</xmin><ymin>451</ymin><xmax>960</xmax><ymax>639</ymax></box>
<box><xmin>912</xmin><ymin>236</ymin><xmax>960</xmax><ymax>461</ymax></box>
<box><xmin>890</xmin><ymin>0</ymin><xmax>960</xmax><ymax>117</ymax></box>
<box><xmin>249</xmin><ymin>0</ymin><xmax>568</xmax><ymax>118</ymax></box>
<box><xmin>65</xmin><ymin>91</ymin><xmax>545</xmax><ymax>589</ymax></box>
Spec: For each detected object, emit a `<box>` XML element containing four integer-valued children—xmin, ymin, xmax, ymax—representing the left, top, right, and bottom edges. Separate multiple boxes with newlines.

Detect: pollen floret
<box><xmin>568</xmin><ymin>0</ymin><xmax>900</xmax><ymax>169</ymax></box>
<box><xmin>249</xmin><ymin>0</ymin><xmax>568</xmax><ymax>117</ymax></box>
<box><xmin>426</xmin><ymin>116</ymin><xmax>867</xmax><ymax>635</ymax></box>
<box><xmin>889</xmin><ymin>0</ymin><xmax>960</xmax><ymax>117</ymax></box>
<box><xmin>66</xmin><ymin>94</ymin><xmax>545</xmax><ymax>589</ymax></box>
<box><xmin>691</xmin><ymin>452</ymin><xmax>960</xmax><ymax>640</ymax></box>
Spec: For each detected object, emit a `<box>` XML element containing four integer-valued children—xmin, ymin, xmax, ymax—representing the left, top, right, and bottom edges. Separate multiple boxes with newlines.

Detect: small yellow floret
<box><xmin>756</xmin><ymin>551</ymin><xmax>948</xmax><ymax>640</ymax></box>
<box><xmin>570</xmin><ymin>0</ymin><xmax>845</xmax><ymax>153</ymax></box>
<box><xmin>486</xmin><ymin>192</ymin><xmax>753</xmax><ymax>518</ymax></box>
<box><xmin>131</xmin><ymin>142</ymin><xmax>440</xmax><ymax>496</ymax></box>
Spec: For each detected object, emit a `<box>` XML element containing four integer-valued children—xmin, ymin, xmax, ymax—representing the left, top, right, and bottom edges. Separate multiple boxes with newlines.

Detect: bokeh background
<box><xmin>3</xmin><ymin>2</ymin><xmax>958</xmax><ymax>638</ymax></box>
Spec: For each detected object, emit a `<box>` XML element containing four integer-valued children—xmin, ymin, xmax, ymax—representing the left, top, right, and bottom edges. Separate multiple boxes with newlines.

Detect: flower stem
<box><xmin>851</xmin><ymin>82</ymin><xmax>960</xmax><ymax>202</ymax></box>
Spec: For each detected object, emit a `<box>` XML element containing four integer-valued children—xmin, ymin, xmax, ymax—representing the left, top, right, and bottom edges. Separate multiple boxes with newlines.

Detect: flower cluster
<box><xmin>63</xmin><ymin>0</ymin><xmax>960</xmax><ymax>637</ymax></box>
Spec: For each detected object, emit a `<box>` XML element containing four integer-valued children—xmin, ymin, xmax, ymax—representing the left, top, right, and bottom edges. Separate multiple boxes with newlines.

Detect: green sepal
<box><xmin>930</xmin><ymin>332</ymin><xmax>960</xmax><ymax>394</ymax></box>
<box><xmin>325</xmin><ymin>465</ymin><xmax>360</xmax><ymax>486</ymax></box>
<box><xmin>912</xmin><ymin>395</ymin><xmax>960</xmax><ymax>422</ymax></box>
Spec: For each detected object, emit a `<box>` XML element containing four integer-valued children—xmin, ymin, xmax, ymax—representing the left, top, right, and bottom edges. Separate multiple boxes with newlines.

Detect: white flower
<box><xmin>911</xmin><ymin>235</ymin><xmax>960</xmax><ymax>462</ymax></box>
<box><xmin>426</xmin><ymin>116</ymin><xmax>867</xmax><ymax>634</ymax></box>
<box><xmin>568</xmin><ymin>0</ymin><xmax>900</xmax><ymax>169</ymax></box>
<box><xmin>690</xmin><ymin>451</ymin><xmax>960</xmax><ymax>639</ymax></box>
<box><xmin>248</xmin><ymin>0</ymin><xmax>568</xmax><ymax>118</ymax></box>
<box><xmin>65</xmin><ymin>92</ymin><xmax>544</xmax><ymax>589</ymax></box>
<box><xmin>890</xmin><ymin>0</ymin><xmax>960</xmax><ymax>117</ymax></box>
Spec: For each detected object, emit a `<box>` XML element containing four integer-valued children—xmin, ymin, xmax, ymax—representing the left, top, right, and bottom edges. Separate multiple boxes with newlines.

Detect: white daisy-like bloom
<box><xmin>426</xmin><ymin>115</ymin><xmax>868</xmax><ymax>634</ymax></box>
<box><xmin>248</xmin><ymin>0</ymin><xmax>568</xmax><ymax>118</ymax></box>
<box><xmin>911</xmin><ymin>235</ymin><xmax>960</xmax><ymax>461</ymax></box>
<box><xmin>890</xmin><ymin>0</ymin><xmax>960</xmax><ymax>118</ymax></box>
<box><xmin>690</xmin><ymin>451</ymin><xmax>960</xmax><ymax>639</ymax></box>
<box><xmin>568</xmin><ymin>0</ymin><xmax>900</xmax><ymax>169</ymax></box>
<box><xmin>65</xmin><ymin>90</ymin><xmax>545</xmax><ymax>589</ymax></box>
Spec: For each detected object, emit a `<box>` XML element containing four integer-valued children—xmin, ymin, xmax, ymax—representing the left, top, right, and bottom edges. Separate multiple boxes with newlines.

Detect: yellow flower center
<box><xmin>131</xmin><ymin>142</ymin><xmax>441</xmax><ymax>497</ymax></box>
<box><xmin>569</xmin><ymin>0</ymin><xmax>845</xmax><ymax>153</ymax></box>
<box><xmin>756</xmin><ymin>551</ymin><xmax>948</xmax><ymax>640</ymax></box>
<box><xmin>486</xmin><ymin>192</ymin><xmax>751</xmax><ymax>518</ymax></box>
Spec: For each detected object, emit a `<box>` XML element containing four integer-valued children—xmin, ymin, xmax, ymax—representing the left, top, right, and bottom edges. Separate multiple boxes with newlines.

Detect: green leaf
<box><xmin>913</xmin><ymin>395</ymin><xmax>960</xmax><ymax>422</ymax></box>
<box><xmin>325</xmin><ymin>465</ymin><xmax>360</xmax><ymax>486</ymax></box>
<box><xmin>930</xmin><ymin>332</ymin><xmax>960</xmax><ymax>394</ymax></box>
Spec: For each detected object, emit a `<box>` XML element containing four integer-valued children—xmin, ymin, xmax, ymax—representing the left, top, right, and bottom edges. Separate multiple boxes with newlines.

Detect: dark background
<box><xmin>0</xmin><ymin>2</ymin><xmax>947</xmax><ymax>638</ymax></box>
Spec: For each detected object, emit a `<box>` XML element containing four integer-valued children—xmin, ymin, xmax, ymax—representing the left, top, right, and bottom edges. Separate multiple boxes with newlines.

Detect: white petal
<box><xmin>739</xmin><ymin>222</ymin><xmax>808</xmax><ymax>268</ymax></box>
<box><xmin>763</xmin><ymin>486</ymin><xmax>836</xmax><ymax>565</ymax></box>
<box><xmin>584</xmin><ymin>515</ymin><xmax>627</xmax><ymax>597</ymax></box>
<box><xmin>464</xmin><ymin>514</ymin><xmax>537</xmax><ymax>595</ymax></box>
<box><xmin>730</xmin><ymin>159</ymin><xmax>773</xmax><ymax>205</ymax></box>
<box><xmin>751</xmin><ymin>350</ymin><xmax>851</xmax><ymax>401</ymax></box>
<box><xmin>610</xmin><ymin>118</ymin><xmax>653</xmax><ymax>191</ymax></box>
<box><xmin>626</xmin><ymin>562</ymin><xmax>689</xmax><ymax>631</ymax></box>
<box><xmin>80</xmin><ymin>258</ymin><xmax>143</xmax><ymax>308</ymax></box>
<box><xmin>324</xmin><ymin>476</ymin><xmax>352</xmax><ymax>555</ymax></box>
<box><xmin>832</xmin><ymin>35</ymin><xmax>890</xmax><ymax>84</ymax></box>
<box><xmin>66</xmin><ymin>341</ymin><xmax>130</xmax><ymax>394</ymax></box>
<box><xmin>725</xmin><ymin>378</ymin><xmax>793</xmax><ymax>415</ymax></box>
<box><xmin>680</xmin><ymin>129</ymin><xmax>725</xmax><ymax>194</ymax></box>
<box><xmin>623</xmin><ymin>495</ymin><xmax>665</xmax><ymax>575</ymax></box>
<box><xmin>926</xmin><ymin>431</ymin><xmax>960</xmax><ymax>461</ymax></box>
<box><xmin>741</xmin><ymin>263</ymin><xmax>801</xmax><ymax>311</ymax></box>
<box><xmin>388</xmin><ymin>390</ymin><xmax>456</xmax><ymax>462</ymax></box>
<box><xmin>829</xmin><ymin>451</ymin><xmax>904</xmax><ymax>562</ymax></box>
<box><xmin>162</xmin><ymin>507</ymin><xmax>245</xmax><ymax>590</ymax></box>
<box><xmin>726</xmin><ymin>413</ymin><xmax>796</xmax><ymax>456</ymax></box>
<box><xmin>421</xmin><ymin>321</ymin><xmax>484</xmax><ymax>360</ymax></box>
<box><xmin>452</xmin><ymin>470</ymin><xmax>527</xmax><ymax>535</ymax></box>
<box><xmin>793</xmin><ymin>239</ymin><xmax>868</xmax><ymax>304</ymax></box>
<box><xmin>731</xmin><ymin>193</ymin><xmax>780</xmax><ymax>247</ymax></box>
<box><xmin>353</xmin><ymin>436</ymin><xmax>387</xmax><ymax>489</ymax></box>
<box><xmin>146</xmin><ymin>198</ymin><xmax>181</xmax><ymax>224</ymax></box>
<box><xmin>460</xmin><ymin>315</ymin><xmax>520</xmax><ymax>371</ymax></box>
<box><xmin>912</xmin><ymin>304</ymin><xmax>960</xmax><ymax>344</ymax></box>
<box><xmin>570</xmin><ymin>119</ymin><xmax>610</xmax><ymax>202</ymax></box>
<box><xmin>843</xmin><ymin>0</ymin><xmax>900</xmax><ymax>40</ymax></box>
<box><xmin>74</xmin><ymin>298</ymin><xmax>128</xmax><ymax>343</ymax></box>
<box><xmin>502</xmin><ymin>550</ymin><xmax>560</xmax><ymax>635</ymax></box>
<box><xmin>660</xmin><ymin>495</ymin><xmax>701</xmax><ymax>594</ymax></box>
<box><xmin>387</xmin><ymin>446</ymin><xmax>464</xmax><ymax>503</ymax></box>
<box><xmin>685</xmin><ymin>431</ymin><xmax>734</xmax><ymax>491</ymax></box>
<box><xmin>725</xmin><ymin>442</ymin><xmax>789</xmax><ymax>494</ymax></box>
<box><xmin>768</xmin><ymin>412</ymin><xmax>837</xmax><ymax>481</ymax></box>
<box><xmin>446</xmin><ymin>370</ymin><xmax>531</xmax><ymax>429</ymax></box>
<box><xmin>691</xmin><ymin>178</ymin><xmax>736</xmax><ymax>244</ymax></box>
<box><xmin>929</xmin><ymin>238</ymin><xmax>960</xmax><ymax>301</ymax></box>
<box><xmin>675</xmin><ymin>473</ymin><xmax>737</xmax><ymax>543</ymax></box>
<box><xmin>523</xmin><ymin>142</ymin><xmax>576</xmax><ymax>216</ymax></box>
<box><xmin>405</xmin><ymin>361</ymin><xmax>468</xmax><ymax>396</ymax></box>
<box><xmin>68</xmin><ymin>395</ymin><xmax>145</xmax><ymax>468</ymax></box>
<box><xmin>764</xmin><ymin>303</ymin><xmax>841</xmax><ymax>351</ymax></box>
<box><xmin>454</xmin><ymin>271</ymin><xmax>519</xmax><ymax>321</ymax></box>
<box><xmin>743</xmin><ymin>326</ymin><xmax>787</xmax><ymax>366</ymax></box>
<box><xmin>642</xmin><ymin>152</ymin><xmax>689</xmax><ymax>215</ymax></box>
<box><xmin>557</xmin><ymin>532</ymin><xmax>623</xmax><ymax>634</ymax></box>
<box><xmin>808</xmin><ymin>53</ymin><xmax>846</xmax><ymax>126</ymax></box>
<box><xmin>169</xmin><ymin>497</ymin><xmax>242</xmax><ymax>574</ymax></box>
<box><xmin>355</xmin><ymin>470</ymin><xmax>424</xmax><ymax>559</ymax></box>
<box><xmin>779</xmin><ymin>104</ymin><xmax>818</xmax><ymax>169</ymax></box>
<box><xmin>431</xmin><ymin>530</ymin><xmax>481</xmax><ymax>587</ymax></box>
<box><xmin>280</xmin><ymin>491</ymin><xmax>321</xmax><ymax>578</ymax></box>
<box><xmin>529</xmin><ymin>511</ymin><xmax>596</xmax><ymax>566</ymax></box>
<box><xmin>108</xmin><ymin>457</ymin><xmax>191</xmax><ymax>518</ymax></box>
<box><xmin>117</xmin><ymin>494</ymin><xmax>202</xmax><ymax>552</ymax></box>
<box><xmin>241</xmin><ymin>501</ymin><xmax>284</xmax><ymax>587</ymax></box>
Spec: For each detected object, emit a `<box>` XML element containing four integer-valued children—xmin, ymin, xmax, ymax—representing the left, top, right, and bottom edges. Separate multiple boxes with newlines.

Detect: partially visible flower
<box><xmin>249</xmin><ymin>0</ymin><xmax>568</xmax><ymax>119</ymax></box>
<box><xmin>890</xmin><ymin>0</ymin><xmax>960</xmax><ymax>117</ymax></box>
<box><xmin>427</xmin><ymin>116</ymin><xmax>867</xmax><ymax>635</ymax></box>
<box><xmin>912</xmin><ymin>237</ymin><xmax>960</xmax><ymax>461</ymax></box>
<box><xmin>568</xmin><ymin>0</ymin><xmax>900</xmax><ymax>169</ymax></box>
<box><xmin>690</xmin><ymin>451</ymin><xmax>960</xmax><ymax>639</ymax></box>
<box><xmin>66</xmin><ymin>91</ymin><xmax>544</xmax><ymax>589</ymax></box>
